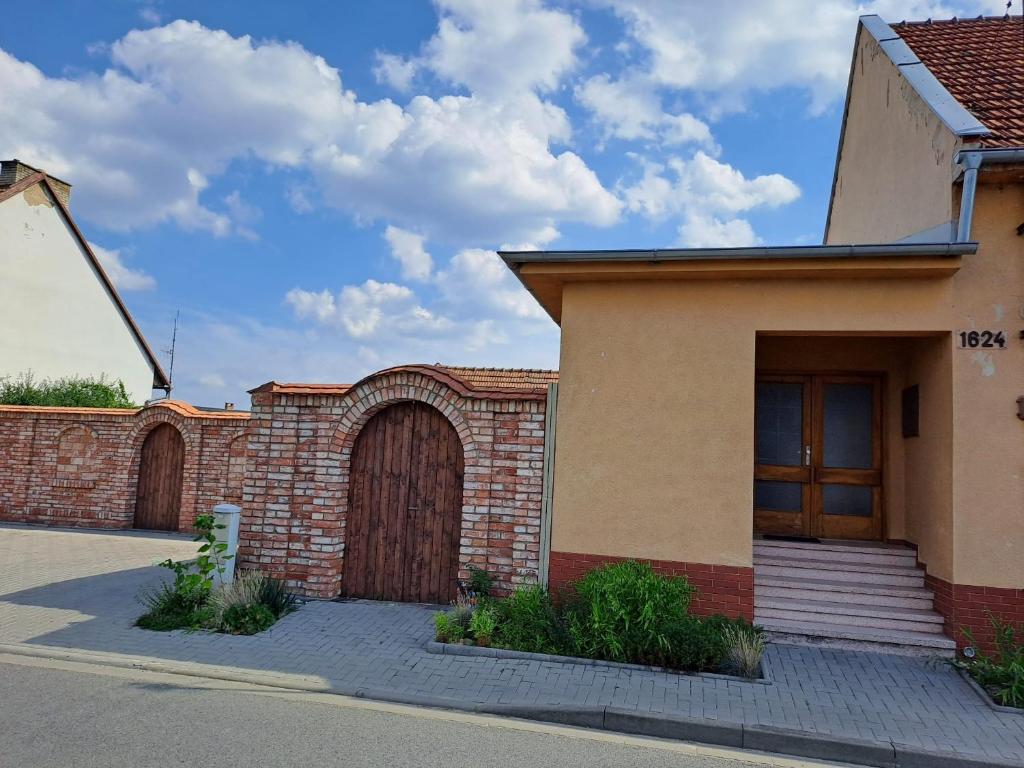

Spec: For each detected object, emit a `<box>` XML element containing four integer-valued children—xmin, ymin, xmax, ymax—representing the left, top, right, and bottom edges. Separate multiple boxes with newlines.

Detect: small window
<box><xmin>902</xmin><ymin>385</ymin><xmax>920</xmax><ymax>438</ymax></box>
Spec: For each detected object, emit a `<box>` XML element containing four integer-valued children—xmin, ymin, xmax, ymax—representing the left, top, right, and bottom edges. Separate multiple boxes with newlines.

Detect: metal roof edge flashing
<box><xmin>859</xmin><ymin>15</ymin><xmax>990</xmax><ymax>138</ymax></box>
<box><xmin>498</xmin><ymin>242</ymin><xmax>976</xmax><ymax>265</ymax></box>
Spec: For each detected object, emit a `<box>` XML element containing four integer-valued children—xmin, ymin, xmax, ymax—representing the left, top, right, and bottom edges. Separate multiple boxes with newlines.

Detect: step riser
<box><xmin>763</xmin><ymin>631</ymin><xmax>955</xmax><ymax>658</ymax></box>
<box><xmin>754</xmin><ymin>547</ymin><xmax>915</xmax><ymax>567</ymax></box>
<box><xmin>757</xmin><ymin>619</ymin><xmax>956</xmax><ymax>653</ymax></box>
<box><xmin>755</xmin><ymin>564</ymin><xmax>924</xmax><ymax>587</ymax></box>
<box><xmin>755</xmin><ymin>576</ymin><xmax>934</xmax><ymax>600</ymax></box>
<box><xmin>755</xmin><ymin>587</ymin><xmax>934</xmax><ymax>611</ymax></box>
<box><xmin>754</xmin><ymin>556</ymin><xmax>921</xmax><ymax>577</ymax></box>
<box><xmin>756</xmin><ymin>608</ymin><xmax>944</xmax><ymax>634</ymax></box>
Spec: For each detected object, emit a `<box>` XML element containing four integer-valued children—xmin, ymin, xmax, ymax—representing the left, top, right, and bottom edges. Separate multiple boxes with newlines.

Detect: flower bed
<box><xmin>434</xmin><ymin>561</ymin><xmax>765</xmax><ymax>679</ymax></box>
<box><xmin>956</xmin><ymin>615</ymin><xmax>1024</xmax><ymax>711</ymax></box>
<box><xmin>136</xmin><ymin>514</ymin><xmax>296</xmax><ymax>635</ymax></box>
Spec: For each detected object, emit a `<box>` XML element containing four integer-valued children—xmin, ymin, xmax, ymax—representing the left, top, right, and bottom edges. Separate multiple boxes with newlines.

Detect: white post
<box><xmin>212</xmin><ymin>503</ymin><xmax>241</xmax><ymax>586</ymax></box>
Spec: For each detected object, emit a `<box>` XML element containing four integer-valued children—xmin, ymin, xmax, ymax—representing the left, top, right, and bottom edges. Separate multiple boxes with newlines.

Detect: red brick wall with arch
<box><xmin>239</xmin><ymin>368</ymin><xmax>548</xmax><ymax>598</ymax></box>
<box><xmin>0</xmin><ymin>402</ymin><xmax>248</xmax><ymax>531</ymax></box>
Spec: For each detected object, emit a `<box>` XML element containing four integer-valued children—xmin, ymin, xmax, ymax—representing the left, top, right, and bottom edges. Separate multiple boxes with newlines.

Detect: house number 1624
<box><xmin>958</xmin><ymin>330</ymin><xmax>1007</xmax><ymax>349</ymax></box>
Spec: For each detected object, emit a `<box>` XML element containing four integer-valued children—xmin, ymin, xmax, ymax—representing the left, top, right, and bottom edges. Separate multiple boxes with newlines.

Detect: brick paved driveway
<box><xmin>1</xmin><ymin>524</ymin><xmax>1023</xmax><ymax>764</ymax></box>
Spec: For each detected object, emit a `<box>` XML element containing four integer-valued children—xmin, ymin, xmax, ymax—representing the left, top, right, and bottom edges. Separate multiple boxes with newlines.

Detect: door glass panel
<box><xmin>823</xmin><ymin>383</ymin><xmax>873</xmax><ymax>469</ymax></box>
<box><xmin>754</xmin><ymin>480</ymin><xmax>802</xmax><ymax>512</ymax></box>
<box><xmin>822</xmin><ymin>484</ymin><xmax>873</xmax><ymax>517</ymax></box>
<box><xmin>755</xmin><ymin>382</ymin><xmax>803</xmax><ymax>466</ymax></box>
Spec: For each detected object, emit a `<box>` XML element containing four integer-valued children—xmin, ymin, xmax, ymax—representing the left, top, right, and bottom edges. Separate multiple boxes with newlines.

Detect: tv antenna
<box><xmin>163</xmin><ymin>310</ymin><xmax>179</xmax><ymax>398</ymax></box>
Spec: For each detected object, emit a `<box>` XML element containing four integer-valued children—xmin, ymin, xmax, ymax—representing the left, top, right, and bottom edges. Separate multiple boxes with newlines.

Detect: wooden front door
<box><xmin>134</xmin><ymin>423</ymin><xmax>185</xmax><ymax>531</ymax></box>
<box><xmin>343</xmin><ymin>402</ymin><xmax>464</xmax><ymax>604</ymax></box>
<box><xmin>754</xmin><ymin>374</ymin><xmax>882</xmax><ymax>540</ymax></box>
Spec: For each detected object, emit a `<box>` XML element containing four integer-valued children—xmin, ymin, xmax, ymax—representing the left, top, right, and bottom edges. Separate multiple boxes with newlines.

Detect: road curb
<box><xmin>425</xmin><ymin>640</ymin><xmax>771</xmax><ymax>684</ymax></box>
<box><xmin>1</xmin><ymin>641</ymin><xmax>1019</xmax><ymax>768</ymax></box>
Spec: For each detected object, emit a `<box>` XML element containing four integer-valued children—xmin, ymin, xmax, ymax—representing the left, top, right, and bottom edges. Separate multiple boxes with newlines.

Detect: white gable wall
<box><xmin>0</xmin><ymin>183</ymin><xmax>157</xmax><ymax>404</ymax></box>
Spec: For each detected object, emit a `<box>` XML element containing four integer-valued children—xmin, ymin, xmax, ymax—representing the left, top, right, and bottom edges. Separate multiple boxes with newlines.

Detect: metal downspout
<box><xmin>956</xmin><ymin>148</ymin><xmax>1024</xmax><ymax>242</ymax></box>
<box><xmin>956</xmin><ymin>152</ymin><xmax>983</xmax><ymax>242</ymax></box>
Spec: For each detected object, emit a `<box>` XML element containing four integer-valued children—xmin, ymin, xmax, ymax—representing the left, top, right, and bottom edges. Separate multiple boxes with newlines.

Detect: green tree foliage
<box><xmin>0</xmin><ymin>372</ymin><xmax>137</xmax><ymax>408</ymax></box>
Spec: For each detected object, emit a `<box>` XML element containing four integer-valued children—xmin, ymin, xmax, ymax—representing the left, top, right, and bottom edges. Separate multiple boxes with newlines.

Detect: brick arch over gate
<box><xmin>325</xmin><ymin>373</ymin><xmax>481</xmax><ymax>601</ymax></box>
<box><xmin>241</xmin><ymin>365</ymin><xmax>553</xmax><ymax>599</ymax></box>
<box><xmin>126</xmin><ymin>405</ymin><xmax>199</xmax><ymax>532</ymax></box>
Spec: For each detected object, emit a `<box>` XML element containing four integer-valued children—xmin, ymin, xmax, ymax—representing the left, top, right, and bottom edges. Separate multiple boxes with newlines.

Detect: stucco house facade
<box><xmin>502</xmin><ymin>14</ymin><xmax>1023</xmax><ymax>653</ymax></box>
<box><xmin>0</xmin><ymin>160</ymin><xmax>168</xmax><ymax>403</ymax></box>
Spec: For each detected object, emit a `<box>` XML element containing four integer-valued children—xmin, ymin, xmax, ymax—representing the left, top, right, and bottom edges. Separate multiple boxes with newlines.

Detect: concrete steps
<box><xmin>753</xmin><ymin>539</ymin><xmax>954</xmax><ymax>656</ymax></box>
<box><xmin>755</xmin><ymin>576</ymin><xmax>936</xmax><ymax>610</ymax></box>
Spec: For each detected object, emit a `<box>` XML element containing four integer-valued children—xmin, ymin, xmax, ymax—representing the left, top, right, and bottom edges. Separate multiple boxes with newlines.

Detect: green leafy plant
<box><xmin>961</xmin><ymin>615</ymin><xmax>1024</xmax><ymax>708</ymax></box>
<box><xmin>258</xmin><ymin>575</ymin><xmax>299</xmax><ymax>618</ymax></box>
<box><xmin>467</xmin><ymin>567</ymin><xmax>494</xmax><ymax>599</ymax></box>
<box><xmin>137</xmin><ymin>515</ymin><xmax>237</xmax><ymax>633</ymax></box>
<box><xmin>222</xmin><ymin>603</ymin><xmax>276</xmax><ymax>635</ymax></box>
<box><xmin>493</xmin><ymin>584</ymin><xmax>566</xmax><ymax>654</ymax></box>
<box><xmin>136</xmin><ymin>582</ymin><xmax>217</xmax><ymax>631</ymax></box>
<box><xmin>434</xmin><ymin>611</ymin><xmax>465</xmax><ymax>643</ymax></box>
<box><xmin>0</xmin><ymin>371</ymin><xmax>136</xmax><ymax>408</ymax></box>
<box><xmin>157</xmin><ymin>514</ymin><xmax>232</xmax><ymax>604</ymax></box>
<box><xmin>469</xmin><ymin>605</ymin><xmax>498</xmax><ymax>647</ymax></box>
<box><xmin>565</xmin><ymin>561</ymin><xmax>695</xmax><ymax>665</ymax></box>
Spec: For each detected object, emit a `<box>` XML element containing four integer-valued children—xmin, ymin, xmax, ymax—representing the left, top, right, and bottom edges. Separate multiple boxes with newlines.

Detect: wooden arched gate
<box><xmin>343</xmin><ymin>402</ymin><xmax>465</xmax><ymax>604</ymax></box>
<box><xmin>133</xmin><ymin>423</ymin><xmax>185</xmax><ymax>531</ymax></box>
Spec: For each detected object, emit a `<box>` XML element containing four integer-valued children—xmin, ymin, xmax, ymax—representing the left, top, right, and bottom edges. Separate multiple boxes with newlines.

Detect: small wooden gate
<box><xmin>133</xmin><ymin>423</ymin><xmax>185</xmax><ymax>531</ymax></box>
<box><xmin>343</xmin><ymin>402</ymin><xmax>464</xmax><ymax>603</ymax></box>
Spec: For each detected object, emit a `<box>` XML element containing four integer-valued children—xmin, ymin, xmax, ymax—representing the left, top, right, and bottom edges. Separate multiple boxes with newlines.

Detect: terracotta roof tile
<box><xmin>252</xmin><ymin>365</ymin><xmax>558</xmax><ymax>399</ymax></box>
<box><xmin>435</xmin><ymin>365</ymin><xmax>558</xmax><ymax>391</ymax></box>
<box><xmin>895</xmin><ymin>15</ymin><xmax>1024</xmax><ymax>148</ymax></box>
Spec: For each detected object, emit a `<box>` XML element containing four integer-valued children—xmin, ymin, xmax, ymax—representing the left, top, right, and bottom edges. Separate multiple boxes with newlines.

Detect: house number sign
<box><xmin>957</xmin><ymin>330</ymin><xmax>1007</xmax><ymax>349</ymax></box>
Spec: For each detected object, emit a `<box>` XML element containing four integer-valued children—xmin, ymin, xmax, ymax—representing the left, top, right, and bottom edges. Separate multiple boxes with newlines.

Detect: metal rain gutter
<box><xmin>499</xmin><ymin>242</ymin><xmax>977</xmax><ymax>266</ymax></box>
<box><xmin>955</xmin><ymin>148</ymin><xmax>1024</xmax><ymax>242</ymax></box>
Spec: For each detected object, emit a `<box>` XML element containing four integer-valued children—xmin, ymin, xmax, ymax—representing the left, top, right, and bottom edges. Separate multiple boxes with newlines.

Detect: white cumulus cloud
<box><xmin>0</xmin><ymin>18</ymin><xmax>619</xmax><ymax>244</ymax></box>
<box><xmin>384</xmin><ymin>226</ymin><xmax>433</xmax><ymax>282</ymax></box>
<box><xmin>89</xmin><ymin>242</ymin><xmax>156</xmax><ymax>291</ymax></box>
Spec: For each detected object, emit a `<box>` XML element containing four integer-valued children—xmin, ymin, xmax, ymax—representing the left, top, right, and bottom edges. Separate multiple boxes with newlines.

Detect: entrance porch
<box><xmin>751</xmin><ymin>334</ymin><xmax>955</xmax><ymax>653</ymax></box>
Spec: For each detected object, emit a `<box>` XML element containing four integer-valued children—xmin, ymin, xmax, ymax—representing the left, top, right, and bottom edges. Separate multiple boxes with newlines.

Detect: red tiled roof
<box><xmin>895</xmin><ymin>15</ymin><xmax>1024</xmax><ymax>148</ymax></box>
<box><xmin>435</xmin><ymin>365</ymin><xmax>559</xmax><ymax>391</ymax></box>
<box><xmin>250</xmin><ymin>365</ymin><xmax>558</xmax><ymax>399</ymax></box>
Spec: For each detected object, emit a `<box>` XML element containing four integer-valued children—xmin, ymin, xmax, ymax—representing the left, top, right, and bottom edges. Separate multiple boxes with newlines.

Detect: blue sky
<box><xmin>1</xmin><ymin>0</ymin><xmax>1004</xmax><ymax>406</ymax></box>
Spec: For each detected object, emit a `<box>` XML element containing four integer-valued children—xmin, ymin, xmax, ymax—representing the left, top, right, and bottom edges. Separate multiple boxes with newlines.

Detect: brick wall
<box><xmin>926</xmin><ymin>573</ymin><xmax>1024</xmax><ymax>654</ymax></box>
<box><xmin>548</xmin><ymin>551</ymin><xmax>755</xmax><ymax>621</ymax></box>
<box><xmin>0</xmin><ymin>401</ymin><xmax>248</xmax><ymax>531</ymax></box>
<box><xmin>239</xmin><ymin>368</ymin><xmax>548</xmax><ymax>599</ymax></box>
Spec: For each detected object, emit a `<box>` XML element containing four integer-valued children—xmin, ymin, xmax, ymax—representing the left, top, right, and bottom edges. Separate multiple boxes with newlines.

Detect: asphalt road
<box><xmin>0</xmin><ymin>655</ymin><xmax>847</xmax><ymax>768</ymax></box>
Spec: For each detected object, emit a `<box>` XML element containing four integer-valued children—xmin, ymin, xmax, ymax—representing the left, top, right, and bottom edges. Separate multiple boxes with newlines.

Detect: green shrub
<box><xmin>962</xmin><ymin>616</ymin><xmax>1024</xmax><ymax>708</ymax></box>
<box><xmin>493</xmin><ymin>584</ymin><xmax>566</xmax><ymax>654</ymax></box>
<box><xmin>434</xmin><ymin>611</ymin><xmax>465</xmax><ymax>643</ymax></box>
<box><xmin>0</xmin><ymin>372</ymin><xmax>136</xmax><ymax>408</ymax></box>
<box><xmin>565</xmin><ymin>561</ymin><xmax>695</xmax><ymax>665</ymax></box>
<box><xmin>222</xmin><ymin>604</ymin><xmax>276</xmax><ymax>635</ymax></box>
<box><xmin>469</xmin><ymin>605</ymin><xmax>498</xmax><ymax>646</ymax></box>
<box><xmin>719</xmin><ymin>622</ymin><xmax>766</xmax><ymax>678</ymax></box>
<box><xmin>259</xmin><ymin>576</ymin><xmax>299</xmax><ymax>618</ymax></box>
<box><xmin>208</xmin><ymin>571</ymin><xmax>296</xmax><ymax>620</ymax></box>
<box><xmin>467</xmin><ymin>566</ymin><xmax>494</xmax><ymax>598</ymax></box>
<box><xmin>136</xmin><ymin>582</ymin><xmax>216</xmax><ymax>631</ymax></box>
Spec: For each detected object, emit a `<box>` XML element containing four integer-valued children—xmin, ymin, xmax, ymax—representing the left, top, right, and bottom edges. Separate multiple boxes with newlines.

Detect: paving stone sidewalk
<box><xmin>1</xmin><ymin>524</ymin><xmax>1022</xmax><ymax>765</ymax></box>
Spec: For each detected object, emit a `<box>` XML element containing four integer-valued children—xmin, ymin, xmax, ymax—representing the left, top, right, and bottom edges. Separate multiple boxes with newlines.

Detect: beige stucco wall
<box><xmin>0</xmin><ymin>183</ymin><xmax>156</xmax><ymax>403</ymax></box>
<box><xmin>903</xmin><ymin>335</ymin><xmax>954</xmax><ymax>581</ymax></box>
<box><xmin>551</xmin><ymin>175</ymin><xmax>1022</xmax><ymax>587</ymax></box>
<box><xmin>552</xmin><ymin>276</ymin><xmax>954</xmax><ymax>569</ymax></box>
<box><xmin>949</xmin><ymin>181</ymin><xmax>1024</xmax><ymax>588</ymax></box>
<box><xmin>825</xmin><ymin>27</ymin><xmax>960</xmax><ymax>245</ymax></box>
